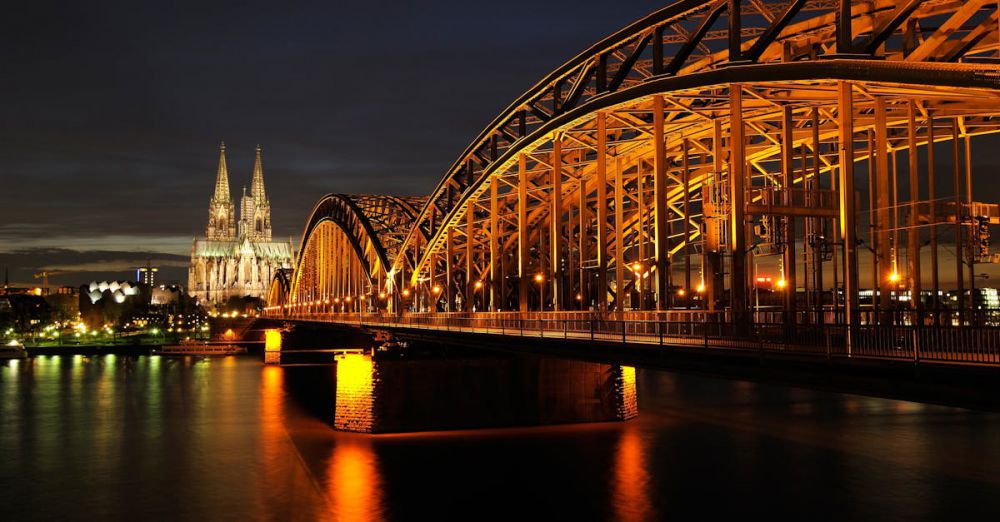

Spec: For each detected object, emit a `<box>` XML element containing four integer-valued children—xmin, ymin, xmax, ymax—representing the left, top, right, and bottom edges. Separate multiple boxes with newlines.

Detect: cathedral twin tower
<box><xmin>206</xmin><ymin>142</ymin><xmax>272</xmax><ymax>241</ymax></box>
<box><xmin>189</xmin><ymin>143</ymin><xmax>294</xmax><ymax>307</ymax></box>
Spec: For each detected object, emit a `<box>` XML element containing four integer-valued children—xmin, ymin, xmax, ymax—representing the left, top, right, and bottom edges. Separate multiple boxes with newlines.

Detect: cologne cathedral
<box><xmin>188</xmin><ymin>143</ymin><xmax>294</xmax><ymax>307</ymax></box>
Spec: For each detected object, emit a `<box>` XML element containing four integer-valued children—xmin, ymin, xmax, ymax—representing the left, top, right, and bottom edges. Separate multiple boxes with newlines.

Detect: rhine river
<box><xmin>2</xmin><ymin>353</ymin><xmax>1000</xmax><ymax>521</ymax></box>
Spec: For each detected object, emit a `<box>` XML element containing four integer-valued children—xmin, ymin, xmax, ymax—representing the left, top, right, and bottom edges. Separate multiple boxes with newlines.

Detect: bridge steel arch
<box><xmin>266</xmin><ymin>268</ymin><xmax>293</xmax><ymax>309</ymax></box>
<box><xmin>381</xmin><ymin>0</ymin><xmax>1000</xmax><ymax>334</ymax></box>
<box><xmin>270</xmin><ymin>1</ymin><xmax>1000</xmax><ymax>341</ymax></box>
<box><xmin>268</xmin><ymin>194</ymin><xmax>425</xmax><ymax>315</ymax></box>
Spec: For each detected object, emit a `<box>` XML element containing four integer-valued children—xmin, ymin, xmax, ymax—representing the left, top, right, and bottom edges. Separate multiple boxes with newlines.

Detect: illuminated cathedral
<box><xmin>188</xmin><ymin>143</ymin><xmax>294</xmax><ymax>307</ymax></box>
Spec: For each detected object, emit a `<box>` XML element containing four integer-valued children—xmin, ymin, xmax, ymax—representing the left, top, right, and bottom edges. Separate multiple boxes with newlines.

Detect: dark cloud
<box><xmin>0</xmin><ymin>0</ymin><xmax>662</xmax><ymax>285</ymax></box>
<box><xmin>0</xmin><ymin>248</ymin><xmax>189</xmax><ymax>288</ymax></box>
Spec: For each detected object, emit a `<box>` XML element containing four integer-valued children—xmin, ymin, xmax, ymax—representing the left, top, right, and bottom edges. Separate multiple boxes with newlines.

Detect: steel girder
<box><xmin>269</xmin><ymin>0</ymin><xmax>1000</xmax><ymax>321</ymax></box>
<box><xmin>393</xmin><ymin>0</ymin><xmax>1000</xmax><ymax>283</ymax></box>
<box><xmin>266</xmin><ymin>268</ymin><xmax>293</xmax><ymax>309</ymax></box>
<box><xmin>286</xmin><ymin>194</ymin><xmax>426</xmax><ymax>305</ymax></box>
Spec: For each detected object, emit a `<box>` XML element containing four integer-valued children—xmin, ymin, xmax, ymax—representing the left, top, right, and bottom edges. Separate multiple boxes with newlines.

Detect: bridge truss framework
<box><xmin>267</xmin><ymin>0</ymin><xmax>1000</xmax><ymax>352</ymax></box>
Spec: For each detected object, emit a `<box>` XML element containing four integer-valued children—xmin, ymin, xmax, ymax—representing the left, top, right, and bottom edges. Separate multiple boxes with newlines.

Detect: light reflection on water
<box><xmin>327</xmin><ymin>435</ymin><xmax>383</xmax><ymax>522</ymax></box>
<box><xmin>326</xmin><ymin>353</ymin><xmax>637</xmax><ymax>433</ymax></box>
<box><xmin>3</xmin><ymin>354</ymin><xmax>1000</xmax><ymax>520</ymax></box>
<box><xmin>612</xmin><ymin>426</ymin><xmax>651</xmax><ymax>522</ymax></box>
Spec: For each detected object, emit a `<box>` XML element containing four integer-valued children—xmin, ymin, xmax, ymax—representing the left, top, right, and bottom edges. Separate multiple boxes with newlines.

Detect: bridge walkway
<box><xmin>269</xmin><ymin>311</ymin><xmax>1000</xmax><ymax>369</ymax></box>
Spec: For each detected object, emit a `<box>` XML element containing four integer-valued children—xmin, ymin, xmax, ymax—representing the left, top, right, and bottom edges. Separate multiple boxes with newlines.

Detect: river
<box><xmin>2</xmin><ymin>353</ymin><xmax>999</xmax><ymax>520</ymax></box>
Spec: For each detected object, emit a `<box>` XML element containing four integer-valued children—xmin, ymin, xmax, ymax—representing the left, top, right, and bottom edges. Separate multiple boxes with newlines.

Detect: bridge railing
<box><xmin>279</xmin><ymin>310</ymin><xmax>1000</xmax><ymax>367</ymax></box>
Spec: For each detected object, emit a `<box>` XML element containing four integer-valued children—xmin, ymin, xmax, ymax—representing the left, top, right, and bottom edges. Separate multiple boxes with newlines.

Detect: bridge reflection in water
<box><xmin>323</xmin><ymin>352</ymin><xmax>637</xmax><ymax>433</ymax></box>
<box><xmin>261</xmin><ymin>353</ymin><xmax>647</xmax><ymax>520</ymax></box>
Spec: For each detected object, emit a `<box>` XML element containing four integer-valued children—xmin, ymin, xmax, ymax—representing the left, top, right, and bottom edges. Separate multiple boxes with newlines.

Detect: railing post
<box><xmin>704</xmin><ymin>317</ymin><xmax>708</xmax><ymax>349</ymax></box>
<box><xmin>758</xmin><ymin>323</ymin><xmax>764</xmax><ymax>360</ymax></box>
<box><xmin>590</xmin><ymin>318</ymin><xmax>595</xmax><ymax>341</ymax></box>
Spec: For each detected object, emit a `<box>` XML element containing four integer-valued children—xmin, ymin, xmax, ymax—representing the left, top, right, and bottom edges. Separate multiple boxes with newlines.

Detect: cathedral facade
<box><xmin>188</xmin><ymin>144</ymin><xmax>295</xmax><ymax>307</ymax></box>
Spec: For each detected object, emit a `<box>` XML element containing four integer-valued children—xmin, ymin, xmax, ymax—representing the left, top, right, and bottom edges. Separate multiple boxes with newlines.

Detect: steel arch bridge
<box><xmin>267</xmin><ymin>0</ymin><xmax>1000</xmax><ymax>357</ymax></box>
<box><xmin>266</xmin><ymin>194</ymin><xmax>426</xmax><ymax>309</ymax></box>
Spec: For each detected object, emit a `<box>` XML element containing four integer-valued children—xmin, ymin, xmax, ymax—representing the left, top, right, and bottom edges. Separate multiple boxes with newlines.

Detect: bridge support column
<box><xmin>466</xmin><ymin>204</ymin><xmax>475</xmax><ymax>312</ymax></box>
<box><xmin>781</xmin><ymin>106</ymin><xmax>797</xmax><ymax>326</ymax></box>
<box><xmin>729</xmin><ymin>85</ymin><xmax>749</xmax><ymax>326</ymax></box>
<box><xmin>490</xmin><ymin>180</ymin><xmax>501</xmax><ymax>312</ymax></box>
<box><xmin>653</xmin><ymin>96</ymin><xmax>670</xmax><ymax>311</ymax></box>
<box><xmin>578</xmin><ymin>155</ymin><xmax>590</xmax><ymax>310</ymax></box>
<box><xmin>953</xmin><ymin>119</ymin><xmax>965</xmax><ymax>323</ymax></box>
<box><xmin>551</xmin><ymin>134</ymin><xmax>564</xmax><ymax>311</ymax></box>
<box><xmin>682</xmin><ymin>137</ymin><xmax>691</xmax><ymax>307</ymax></box>
<box><xmin>875</xmin><ymin>97</ymin><xmax>892</xmax><ymax>322</ymax></box>
<box><xmin>703</xmin><ymin>119</ymin><xmax>724</xmax><ymax>312</ymax></box>
<box><xmin>596</xmin><ymin>111</ymin><xmax>609</xmax><ymax>314</ymax></box>
<box><xmin>907</xmin><ymin>102</ymin><xmax>922</xmax><ymax>314</ymax></box>
<box><xmin>928</xmin><ymin>114</ymin><xmax>939</xmax><ymax>323</ymax></box>
<box><xmin>518</xmin><ymin>153</ymin><xmax>529</xmax><ymax>313</ymax></box>
<box><xmin>446</xmin><ymin>227</ymin><xmax>454</xmax><ymax>311</ymax></box>
<box><xmin>810</xmin><ymin>108</ymin><xmax>824</xmax><ymax>323</ymax></box>
<box><xmin>959</xmin><ymin>124</ymin><xmax>977</xmax><ymax>320</ymax></box>
<box><xmin>614</xmin><ymin>155</ymin><xmax>625</xmax><ymax>312</ymax></box>
<box><xmin>838</xmin><ymin>81</ymin><xmax>861</xmax><ymax>348</ymax></box>
<box><xmin>637</xmin><ymin>162</ymin><xmax>647</xmax><ymax>310</ymax></box>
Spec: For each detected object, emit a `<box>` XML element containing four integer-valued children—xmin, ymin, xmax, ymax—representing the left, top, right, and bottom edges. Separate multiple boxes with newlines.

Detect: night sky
<box><xmin>2</xmin><ymin>1</ymin><xmax>998</xmax><ymax>288</ymax></box>
<box><xmin>0</xmin><ymin>0</ymin><xmax>662</xmax><ymax>286</ymax></box>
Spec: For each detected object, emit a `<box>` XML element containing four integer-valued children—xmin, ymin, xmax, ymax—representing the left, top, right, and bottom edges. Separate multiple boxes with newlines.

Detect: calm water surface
<box><xmin>2</xmin><ymin>353</ymin><xmax>1000</xmax><ymax>521</ymax></box>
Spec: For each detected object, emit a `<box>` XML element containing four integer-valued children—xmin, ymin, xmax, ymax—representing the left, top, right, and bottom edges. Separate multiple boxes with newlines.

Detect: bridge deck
<box><xmin>271</xmin><ymin>312</ymin><xmax>1000</xmax><ymax>368</ymax></box>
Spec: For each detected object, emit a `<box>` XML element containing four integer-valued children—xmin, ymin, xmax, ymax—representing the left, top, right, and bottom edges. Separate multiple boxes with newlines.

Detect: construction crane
<box><xmin>33</xmin><ymin>271</ymin><xmax>61</xmax><ymax>296</ymax></box>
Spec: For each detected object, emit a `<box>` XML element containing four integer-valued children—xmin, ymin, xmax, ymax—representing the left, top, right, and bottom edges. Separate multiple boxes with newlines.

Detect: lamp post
<box><xmin>400</xmin><ymin>287</ymin><xmax>412</xmax><ymax>313</ymax></box>
<box><xmin>632</xmin><ymin>262</ymin><xmax>643</xmax><ymax>310</ymax></box>
<box><xmin>534</xmin><ymin>273</ymin><xmax>544</xmax><ymax>311</ymax></box>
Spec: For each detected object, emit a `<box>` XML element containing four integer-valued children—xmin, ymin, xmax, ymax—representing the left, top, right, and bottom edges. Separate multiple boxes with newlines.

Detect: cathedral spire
<box><xmin>206</xmin><ymin>141</ymin><xmax>236</xmax><ymax>241</ymax></box>
<box><xmin>213</xmin><ymin>141</ymin><xmax>232</xmax><ymax>203</ymax></box>
<box><xmin>250</xmin><ymin>144</ymin><xmax>266</xmax><ymax>201</ymax></box>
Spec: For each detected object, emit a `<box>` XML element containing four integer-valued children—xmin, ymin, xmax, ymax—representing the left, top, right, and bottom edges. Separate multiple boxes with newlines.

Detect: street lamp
<box><xmin>534</xmin><ymin>273</ymin><xmax>545</xmax><ymax>311</ymax></box>
<box><xmin>632</xmin><ymin>262</ymin><xmax>644</xmax><ymax>309</ymax></box>
<box><xmin>431</xmin><ymin>284</ymin><xmax>443</xmax><ymax>312</ymax></box>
